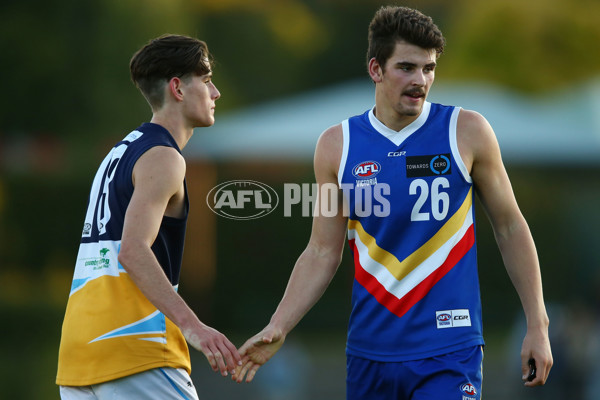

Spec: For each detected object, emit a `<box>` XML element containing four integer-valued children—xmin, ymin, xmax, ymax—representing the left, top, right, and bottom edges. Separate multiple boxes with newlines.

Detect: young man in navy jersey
<box><xmin>57</xmin><ymin>35</ymin><xmax>241</xmax><ymax>399</ymax></box>
<box><xmin>234</xmin><ymin>6</ymin><xmax>552</xmax><ymax>399</ymax></box>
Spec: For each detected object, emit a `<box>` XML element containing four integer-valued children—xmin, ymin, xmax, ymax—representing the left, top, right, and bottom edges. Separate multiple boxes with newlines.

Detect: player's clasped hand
<box><xmin>183</xmin><ymin>323</ymin><xmax>242</xmax><ymax>377</ymax></box>
<box><xmin>232</xmin><ymin>327</ymin><xmax>285</xmax><ymax>383</ymax></box>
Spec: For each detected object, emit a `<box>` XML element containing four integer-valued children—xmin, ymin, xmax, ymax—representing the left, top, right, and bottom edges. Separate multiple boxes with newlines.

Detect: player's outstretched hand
<box><xmin>232</xmin><ymin>326</ymin><xmax>285</xmax><ymax>383</ymax></box>
<box><xmin>520</xmin><ymin>328</ymin><xmax>553</xmax><ymax>387</ymax></box>
<box><xmin>182</xmin><ymin>323</ymin><xmax>242</xmax><ymax>377</ymax></box>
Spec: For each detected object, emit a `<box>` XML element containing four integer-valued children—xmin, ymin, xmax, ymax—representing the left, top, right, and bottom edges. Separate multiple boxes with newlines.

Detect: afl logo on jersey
<box><xmin>352</xmin><ymin>161</ymin><xmax>381</xmax><ymax>179</ymax></box>
<box><xmin>460</xmin><ymin>383</ymin><xmax>477</xmax><ymax>396</ymax></box>
<box><xmin>437</xmin><ymin>313</ymin><xmax>451</xmax><ymax>322</ymax></box>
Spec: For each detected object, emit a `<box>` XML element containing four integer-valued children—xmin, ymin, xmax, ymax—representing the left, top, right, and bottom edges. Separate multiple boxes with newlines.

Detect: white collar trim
<box><xmin>368</xmin><ymin>101</ymin><xmax>431</xmax><ymax>146</ymax></box>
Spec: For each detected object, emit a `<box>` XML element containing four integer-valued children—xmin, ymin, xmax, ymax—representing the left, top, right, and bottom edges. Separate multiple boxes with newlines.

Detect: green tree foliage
<box><xmin>441</xmin><ymin>0</ymin><xmax>600</xmax><ymax>91</ymax></box>
<box><xmin>2</xmin><ymin>0</ymin><xmax>599</xmax><ymax>143</ymax></box>
<box><xmin>0</xmin><ymin>0</ymin><xmax>198</xmax><ymax>141</ymax></box>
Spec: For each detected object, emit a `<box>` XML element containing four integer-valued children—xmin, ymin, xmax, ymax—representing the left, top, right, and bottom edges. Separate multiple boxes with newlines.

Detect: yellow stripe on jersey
<box><xmin>348</xmin><ymin>187</ymin><xmax>473</xmax><ymax>281</ymax></box>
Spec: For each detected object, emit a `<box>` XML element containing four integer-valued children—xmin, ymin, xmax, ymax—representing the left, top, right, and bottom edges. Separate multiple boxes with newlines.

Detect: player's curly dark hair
<box><xmin>130</xmin><ymin>34</ymin><xmax>213</xmax><ymax>109</ymax></box>
<box><xmin>367</xmin><ymin>6</ymin><xmax>445</xmax><ymax>72</ymax></box>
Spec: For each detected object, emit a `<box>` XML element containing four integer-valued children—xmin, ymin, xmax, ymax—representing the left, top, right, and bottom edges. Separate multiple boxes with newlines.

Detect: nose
<box><xmin>412</xmin><ymin>70</ymin><xmax>426</xmax><ymax>87</ymax></box>
<box><xmin>210</xmin><ymin>82</ymin><xmax>221</xmax><ymax>100</ymax></box>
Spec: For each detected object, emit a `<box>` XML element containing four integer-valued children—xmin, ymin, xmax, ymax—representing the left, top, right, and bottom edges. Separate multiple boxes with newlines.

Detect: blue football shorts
<box><xmin>346</xmin><ymin>345</ymin><xmax>483</xmax><ymax>400</ymax></box>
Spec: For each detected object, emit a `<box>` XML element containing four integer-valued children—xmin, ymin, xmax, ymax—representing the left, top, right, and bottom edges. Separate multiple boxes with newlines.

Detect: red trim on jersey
<box><xmin>349</xmin><ymin>224</ymin><xmax>475</xmax><ymax>318</ymax></box>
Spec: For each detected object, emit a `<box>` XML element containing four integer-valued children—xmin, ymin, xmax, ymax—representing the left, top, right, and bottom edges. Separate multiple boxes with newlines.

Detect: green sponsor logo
<box><xmin>84</xmin><ymin>248</ymin><xmax>111</xmax><ymax>270</ymax></box>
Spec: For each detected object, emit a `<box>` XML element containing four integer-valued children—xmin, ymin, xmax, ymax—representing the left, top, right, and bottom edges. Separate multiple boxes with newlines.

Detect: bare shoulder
<box><xmin>456</xmin><ymin>109</ymin><xmax>499</xmax><ymax>168</ymax></box>
<box><xmin>316</xmin><ymin>123</ymin><xmax>343</xmax><ymax>152</ymax></box>
<box><xmin>133</xmin><ymin>146</ymin><xmax>186</xmax><ymax>188</ymax></box>
<box><xmin>139</xmin><ymin>145</ymin><xmax>185</xmax><ymax>164</ymax></box>
<box><xmin>314</xmin><ymin>123</ymin><xmax>344</xmax><ymax>180</ymax></box>
<box><xmin>316</xmin><ymin>123</ymin><xmax>343</xmax><ymax>160</ymax></box>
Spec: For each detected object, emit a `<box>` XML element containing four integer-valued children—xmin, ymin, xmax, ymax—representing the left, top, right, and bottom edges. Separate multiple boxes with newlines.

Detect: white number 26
<box><xmin>409</xmin><ymin>177</ymin><xmax>450</xmax><ymax>221</ymax></box>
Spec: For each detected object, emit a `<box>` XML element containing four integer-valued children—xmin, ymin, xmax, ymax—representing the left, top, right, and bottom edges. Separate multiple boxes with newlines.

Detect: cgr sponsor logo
<box><xmin>352</xmin><ymin>161</ymin><xmax>381</xmax><ymax>178</ymax></box>
<box><xmin>206</xmin><ymin>180</ymin><xmax>279</xmax><ymax>220</ymax></box>
<box><xmin>388</xmin><ymin>151</ymin><xmax>406</xmax><ymax>157</ymax></box>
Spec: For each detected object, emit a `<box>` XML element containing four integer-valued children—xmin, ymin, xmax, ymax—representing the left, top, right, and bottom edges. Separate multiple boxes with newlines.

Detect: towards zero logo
<box><xmin>206</xmin><ymin>180</ymin><xmax>279</xmax><ymax>220</ymax></box>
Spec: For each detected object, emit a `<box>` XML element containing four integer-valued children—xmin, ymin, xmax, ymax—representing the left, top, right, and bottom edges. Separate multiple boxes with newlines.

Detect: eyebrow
<box><xmin>395</xmin><ymin>61</ymin><xmax>437</xmax><ymax>69</ymax></box>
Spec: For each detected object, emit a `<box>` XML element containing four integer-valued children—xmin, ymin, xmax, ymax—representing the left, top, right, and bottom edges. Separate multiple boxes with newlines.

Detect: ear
<box><xmin>168</xmin><ymin>77</ymin><xmax>185</xmax><ymax>102</ymax></box>
<box><xmin>368</xmin><ymin>57</ymin><xmax>383</xmax><ymax>83</ymax></box>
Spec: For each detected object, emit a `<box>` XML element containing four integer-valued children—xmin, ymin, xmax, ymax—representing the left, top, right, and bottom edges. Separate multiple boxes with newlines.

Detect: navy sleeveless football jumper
<box><xmin>57</xmin><ymin>123</ymin><xmax>191</xmax><ymax>385</ymax></box>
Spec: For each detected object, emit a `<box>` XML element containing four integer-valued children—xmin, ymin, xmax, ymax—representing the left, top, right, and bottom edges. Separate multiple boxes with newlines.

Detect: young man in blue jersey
<box><xmin>57</xmin><ymin>35</ymin><xmax>241</xmax><ymax>399</ymax></box>
<box><xmin>233</xmin><ymin>6</ymin><xmax>552</xmax><ymax>399</ymax></box>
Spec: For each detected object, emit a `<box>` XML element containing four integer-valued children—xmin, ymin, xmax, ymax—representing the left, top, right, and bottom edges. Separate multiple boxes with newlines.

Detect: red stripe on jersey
<box><xmin>349</xmin><ymin>224</ymin><xmax>475</xmax><ymax>318</ymax></box>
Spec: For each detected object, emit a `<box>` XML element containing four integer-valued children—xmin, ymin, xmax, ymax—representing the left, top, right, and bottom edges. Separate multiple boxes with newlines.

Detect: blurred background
<box><xmin>2</xmin><ymin>0</ymin><xmax>600</xmax><ymax>398</ymax></box>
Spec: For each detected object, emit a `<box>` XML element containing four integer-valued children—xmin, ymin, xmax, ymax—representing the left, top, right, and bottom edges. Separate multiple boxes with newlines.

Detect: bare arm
<box><xmin>117</xmin><ymin>146</ymin><xmax>240</xmax><ymax>376</ymax></box>
<box><xmin>458</xmin><ymin>110</ymin><xmax>553</xmax><ymax>386</ymax></box>
<box><xmin>233</xmin><ymin>125</ymin><xmax>348</xmax><ymax>383</ymax></box>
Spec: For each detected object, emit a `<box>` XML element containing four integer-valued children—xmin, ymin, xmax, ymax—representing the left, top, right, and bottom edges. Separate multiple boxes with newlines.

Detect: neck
<box><xmin>373</xmin><ymin>107</ymin><xmax>419</xmax><ymax>132</ymax></box>
<box><xmin>374</xmin><ymin>91</ymin><xmax>422</xmax><ymax>132</ymax></box>
<box><xmin>150</xmin><ymin>112</ymin><xmax>193</xmax><ymax>150</ymax></box>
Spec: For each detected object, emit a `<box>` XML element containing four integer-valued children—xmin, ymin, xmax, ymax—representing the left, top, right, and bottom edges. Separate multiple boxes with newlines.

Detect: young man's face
<box><xmin>181</xmin><ymin>72</ymin><xmax>221</xmax><ymax>128</ymax></box>
<box><xmin>373</xmin><ymin>40</ymin><xmax>437</xmax><ymax>118</ymax></box>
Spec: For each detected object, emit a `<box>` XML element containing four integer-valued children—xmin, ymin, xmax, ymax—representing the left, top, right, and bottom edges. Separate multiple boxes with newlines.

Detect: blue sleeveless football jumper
<box><xmin>338</xmin><ymin>102</ymin><xmax>484</xmax><ymax>362</ymax></box>
<box><xmin>57</xmin><ymin>123</ymin><xmax>191</xmax><ymax>386</ymax></box>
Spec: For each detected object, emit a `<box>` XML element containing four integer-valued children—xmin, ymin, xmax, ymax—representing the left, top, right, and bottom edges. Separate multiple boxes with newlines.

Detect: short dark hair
<box><xmin>130</xmin><ymin>34</ymin><xmax>213</xmax><ymax>109</ymax></box>
<box><xmin>367</xmin><ymin>6</ymin><xmax>445</xmax><ymax>72</ymax></box>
